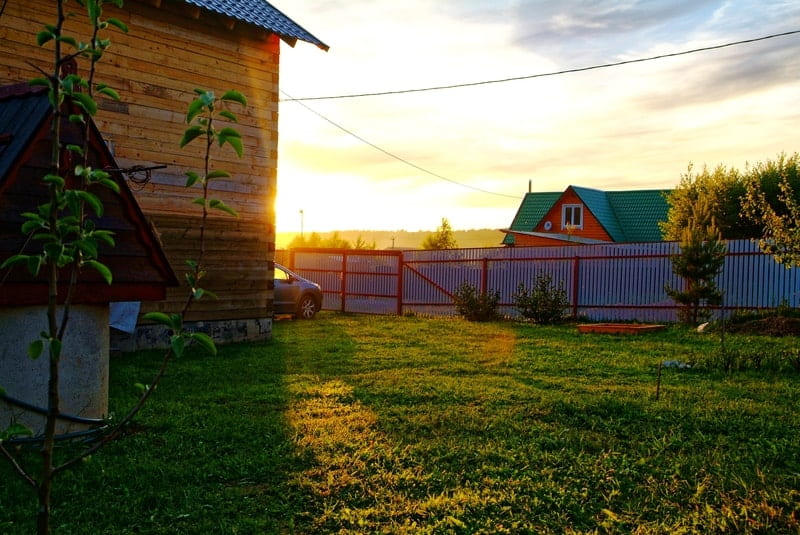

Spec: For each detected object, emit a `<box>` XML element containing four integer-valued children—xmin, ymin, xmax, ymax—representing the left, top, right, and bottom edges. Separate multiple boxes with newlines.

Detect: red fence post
<box><xmin>340</xmin><ymin>251</ymin><xmax>348</xmax><ymax>313</ymax></box>
<box><xmin>572</xmin><ymin>256</ymin><xmax>580</xmax><ymax>318</ymax></box>
<box><xmin>397</xmin><ymin>253</ymin><xmax>404</xmax><ymax>316</ymax></box>
<box><xmin>481</xmin><ymin>257</ymin><xmax>489</xmax><ymax>294</ymax></box>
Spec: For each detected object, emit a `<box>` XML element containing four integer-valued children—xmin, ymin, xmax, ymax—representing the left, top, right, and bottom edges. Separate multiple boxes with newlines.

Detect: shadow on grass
<box><xmin>0</xmin><ymin>317</ymin><xmax>358</xmax><ymax>534</ymax></box>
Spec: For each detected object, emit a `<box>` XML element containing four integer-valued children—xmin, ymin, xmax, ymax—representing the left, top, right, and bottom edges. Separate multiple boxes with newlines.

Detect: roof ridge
<box><xmin>0</xmin><ymin>83</ymin><xmax>46</xmax><ymax>101</ymax></box>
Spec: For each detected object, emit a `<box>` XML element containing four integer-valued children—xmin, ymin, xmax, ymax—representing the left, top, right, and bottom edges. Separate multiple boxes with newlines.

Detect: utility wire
<box><xmin>281</xmin><ymin>89</ymin><xmax>521</xmax><ymax>199</ymax></box>
<box><xmin>282</xmin><ymin>30</ymin><xmax>800</xmax><ymax>102</ymax></box>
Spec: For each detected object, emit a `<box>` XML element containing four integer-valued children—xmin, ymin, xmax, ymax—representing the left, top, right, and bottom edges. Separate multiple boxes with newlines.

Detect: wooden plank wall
<box><xmin>1</xmin><ymin>0</ymin><xmax>281</xmax><ymax>322</ymax></box>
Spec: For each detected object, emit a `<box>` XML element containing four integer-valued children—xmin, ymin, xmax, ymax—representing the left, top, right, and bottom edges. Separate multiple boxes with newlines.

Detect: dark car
<box><xmin>273</xmin><ymin>263</ymin><xmax>323</xmax><ymax>319</ymax></box>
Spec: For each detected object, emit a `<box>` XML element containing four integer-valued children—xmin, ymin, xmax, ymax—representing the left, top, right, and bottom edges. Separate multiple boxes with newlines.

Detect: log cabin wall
<box><xmin>1</xmin><ymin>0</ymin><xmax>282</xmax><ymax>344</ymax></box>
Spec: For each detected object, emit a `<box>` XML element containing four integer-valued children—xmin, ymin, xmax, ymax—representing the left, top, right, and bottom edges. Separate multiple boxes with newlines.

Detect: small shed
<box><xmin>0</xmin><ymin>84</ymin><xmax>177</xmax><ymax>433</ymax></box>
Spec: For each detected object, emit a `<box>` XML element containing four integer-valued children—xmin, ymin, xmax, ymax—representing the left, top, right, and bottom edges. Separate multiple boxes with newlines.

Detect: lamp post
<box><xmin>299</xmin><ymin>209</ymin><xmax>304</xmax><ymax>237</ymax></box>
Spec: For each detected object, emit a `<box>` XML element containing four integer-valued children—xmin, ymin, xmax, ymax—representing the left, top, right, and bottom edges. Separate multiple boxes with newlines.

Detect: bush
<box><xmin>512</xmin><ymin>274</ymin><xmax>570</xmax><ymax>324</ymax></box>
<box><xmin>453</xmin><ymin>281</ymin><xmax>499</xmax><ymax>322</ymax></box>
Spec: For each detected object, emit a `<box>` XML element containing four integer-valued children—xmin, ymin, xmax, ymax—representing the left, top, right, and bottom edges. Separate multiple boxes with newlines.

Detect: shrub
<box><xmin>453</xmin><ymin>281</ymin><xmax>499</xmax><ymax>322</ymax></box>
<box><xmin>512</xmin><ymin>274</ymin><xmax>570</xmax><ymax>324</ymax></box>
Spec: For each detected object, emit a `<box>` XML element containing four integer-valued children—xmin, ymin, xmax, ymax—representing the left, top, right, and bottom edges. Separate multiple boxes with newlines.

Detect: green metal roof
<box><xmin>505</xmin><ymin>186</ymin><xmax>671</xmax><ymax>244</ymax></box>
<box><xmin>606</xmin><ymin>189</ymin><xmax>670</xmax><ymax>242</ymax></box>
<box><xmin>502</xmin><ymin>191</ymin><xmax>561</xmax><ymax>244</ymax></box>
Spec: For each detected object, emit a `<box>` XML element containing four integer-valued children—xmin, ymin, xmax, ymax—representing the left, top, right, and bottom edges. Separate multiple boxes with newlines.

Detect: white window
<box><xmin>562</xmin><ymin>204</ymin><xmax>583</xmax><ymax>230</ymax></box>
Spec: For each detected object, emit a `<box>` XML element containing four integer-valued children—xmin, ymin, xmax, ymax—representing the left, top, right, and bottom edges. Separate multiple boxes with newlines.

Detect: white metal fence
<box><xmin>276</xmin><ymin>240</ymin><xmax>800</xmax><ymax>322</ymax></box>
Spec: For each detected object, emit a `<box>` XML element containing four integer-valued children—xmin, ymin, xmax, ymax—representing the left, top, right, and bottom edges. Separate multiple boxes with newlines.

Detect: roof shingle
<box><xmin>183</xmin><ymin>0</ymin><xmax>328</xmax><ymax>50</ymax></box>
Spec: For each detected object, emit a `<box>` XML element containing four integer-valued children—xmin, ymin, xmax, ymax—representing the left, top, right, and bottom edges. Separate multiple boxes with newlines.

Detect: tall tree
<box><xmin>742</xmin><ymin>152</ymin><xmax>800</xmax><ymax>267</ymax></box>
<box><xmin>665</xmin><ymin>197</ymin><xmax>726</xmax><ymax>325</ymax></box>
<box><xmin>660</xmin><ymin>163</ymin><xmax>757</xmax><ymax>240</ymax></box>
<box><xmin>421</xmin><ymin>218</ymin><xmax>458</xmax><ymax>250</ymax></box>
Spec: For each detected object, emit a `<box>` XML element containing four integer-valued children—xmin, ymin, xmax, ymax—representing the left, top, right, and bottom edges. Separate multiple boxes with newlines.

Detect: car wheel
<box><xmin>296</xmin><ymin>294</ymin><xmax>318</xmax><ymax>319</ymax></box>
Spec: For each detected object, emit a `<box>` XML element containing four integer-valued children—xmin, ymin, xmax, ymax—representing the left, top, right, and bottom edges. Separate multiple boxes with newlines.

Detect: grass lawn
<box><xmin>2</xmin><ymin>313</ymin><xmax>799</xmax><ymax>533</ymax></box>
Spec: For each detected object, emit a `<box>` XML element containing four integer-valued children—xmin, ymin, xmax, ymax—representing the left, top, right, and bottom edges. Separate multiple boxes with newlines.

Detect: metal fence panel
<box><xmin>279</xmin><ymin>240</ymin><xmax>799</xmax><ymax>321</ymax></box>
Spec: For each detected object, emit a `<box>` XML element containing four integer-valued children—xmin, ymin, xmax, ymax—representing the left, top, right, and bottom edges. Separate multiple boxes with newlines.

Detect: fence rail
<box><xmin>276</xmin><ymin>240</ymin><xmax>800</xmax><ymax>322</ymax></box>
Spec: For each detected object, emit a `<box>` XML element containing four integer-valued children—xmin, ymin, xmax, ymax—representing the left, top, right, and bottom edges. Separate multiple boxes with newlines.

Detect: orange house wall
<box><xmin>534</xmin><ymin>189</ymin><xmax>612</xmax><ymax>242</ymax></box>
<box><xmin>508</xmin><ymin>234</ymin><xmax>578</xmax><ymax>247</ymax></box>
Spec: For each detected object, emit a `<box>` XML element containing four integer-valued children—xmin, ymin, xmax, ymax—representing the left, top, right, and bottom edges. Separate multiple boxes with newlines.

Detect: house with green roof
<box><xmin>502</xmin><ymin>186</ymin><xmax>671</xmax><ymax>246</ymax></box>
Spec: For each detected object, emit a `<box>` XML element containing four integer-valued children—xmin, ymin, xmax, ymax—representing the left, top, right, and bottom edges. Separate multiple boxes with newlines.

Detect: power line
<box><xmin>282</xmin><ymin>30</ymin><xmax>800</xmax><ymax>102</ymax></box>
<box><xmin>280</xmin><ymin>89</ymin><xmax>520</xmax><ymax>199</ymax></box>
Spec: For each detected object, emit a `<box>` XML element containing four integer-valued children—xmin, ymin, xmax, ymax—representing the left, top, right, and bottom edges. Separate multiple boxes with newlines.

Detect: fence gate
<box><xmin>283</xmin><ymin>248</ymin><xmax>403</xmax><ymax>315</ymax></box>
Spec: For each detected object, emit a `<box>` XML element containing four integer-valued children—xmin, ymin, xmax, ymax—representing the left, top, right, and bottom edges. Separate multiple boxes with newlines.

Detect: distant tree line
<box><xmin>288</xmin><ymin>231</ymin><xmax>376</xmax><ymax>250</ymax></box>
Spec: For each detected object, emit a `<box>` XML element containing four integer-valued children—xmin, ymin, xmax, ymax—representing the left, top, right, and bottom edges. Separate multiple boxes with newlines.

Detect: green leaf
<box><xmin>21</xmin><ymin>220</ymin><xmax>46</xmax><ymax>235</ymax></box>
<box><xmin>143</xmin><ymin>312</ymin><xmax>172</xmax><ymax>327</ymax></box>
<box><xmin>185</xmin><ymin>171</ymin><xmax>200</xmax><ymax>187</ymax></box>
<box><xmin>92</xmin><ymin>230</ymin><xmax>116</xmax><ymax>247</ymax></box>
<box><xmin>97</xmin><ymin>177</ymin><xmax>121</xmax><ymax>193</ymax></box>
<box><xmin>58</xmin><ymin>35</ymin><xmax>78</xmax><ymax>48</ymax></box>
<box><xmin>44</xmin><ymin>242</ymin><xmax>64</xmax><ymax>261</ymax></box>
<box><xmin>192</xmin><ymin>198</ymin><xmax>206</xmax><ymax>207</ymax></box>
<box><xmin>66</xmin><ymin>144</ymin><xmax>85</xmax><ymax>155</ymax></box>
<box><xmin>179</xmin><ymin>125</ymin><xmax>205</xmax><ymax>148</ymax></box>
<box><xmin>170</xmin><ymin>334</ymin><xmax>185</xmax><ymax>358</ymax></box>
<box><xmin>220</xmin><ymin>135</ymin><xmax>243</xmax><ymax>158</ymax></box>
<box><xmin>36</xmin><ymin>30</ymin><xmax>54</xmax><ymax>46</ymax></box>
<box><xmin>200</xmin><ymin>288</ymin><xmax>218</xmax><ymax>300</ymax></box>
<box><xmin>218</xmin><ymin>110</ymin><xmax>237</xmax><ymax>122</ymax></box>
<box><xmin>221</xmin><ymin>90</ymin><xmax>247</xmax><ymax>107</ymax></box>
<box><xmin>106</xmin><ymin>17</ymin><xmax>128</xmax><ymax>33</ymax></box>
<box><xmin>2</xmin><ymin>423</ymin><xmax>33</xmax><ymax>440</ymax></box>
<box><xmin>1</xmin><ymin>254</ymin><xmax>29</xmax><ymax>270</ymax></box>
<box><xmin>29</xmin><ymin>77</ymin><xmax>51</xmax><ymax>88</ymax></box>
<box><xmin>209</xmin><ymin>199</ymin><xmax>238</xmax><ymax>217</ymax></box>
<box><xmin>86</xmin><ymin>0</ymin><xmax>99</xmax><ymax>23</ymax></box>
<box><xmin>206</xmin><ymin>170</ymin><xmax>231</xmax><ymax>179</ymax></box>
<box><xmin>43</xmin><ymin>173</ymin><xmax>65</xmax><ymax>187</ymax></box>
<box><xmin>75</xmin><ymin>190</ymin><xmax>104</xmax><ymax>217</ymax></box>
<box><xmin>143</xmin><ymin>312</ymin><xmax>182</xmax><ymax>331</ymax></box>
<box><xmin>218</xmin><ymin>126</ymin><xmax>241</xmax><ymax>139</ymax></box>
<box><xmin>97</xmin><ymin>85</ymin><xmax>120</xmax><ymax>101</ymax></box>
<box><xmin>28</xmin><ymin>340</ymin><xmax>44</xmax><ymax>360</ymax></box>
<box><xmin>133</xmin><ymin>382</ymin><xmax>149</xmax><ymax>394</ymax></box>
<box><xmin>186</xmin><ymin>99</ymin><xmax>206</xmax><ymax>124</ymax></box>
<box><xmin>77</xmin><ymin>239</ymin><xmax>99</xmax><ymax>259</ymax></box>
<box><xmin>27</xmin><ymin>255</ymin><xmax>43</xmax><ymax>276</ymax></box>
<box><xmin>68</xmin><ymin>114</ymin><xmax>86</xmax><ymax>124</ymax></box>
<box><xmin>84</xmin><ymin>260</ymin><xmax>112</xmax><ymax>284</ymax></box>
<box><xmin>192</xmin><ymin>287</ymin><xmax>204</xmax><ymax>300</ymax></box>
<box><xmin>71</xmin><ymin>92</ymin><xmax>98</xmax><ymax>116</ymax></box>
<box><xmin>189</xmin><ymin>332</ymin><xmax>217</xmax><ymax>356</ymax></box>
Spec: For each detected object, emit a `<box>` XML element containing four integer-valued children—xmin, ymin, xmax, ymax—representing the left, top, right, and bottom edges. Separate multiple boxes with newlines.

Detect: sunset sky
<box><xmin>272</xmin><ymin>0</ymin><xmax>799</xmax><ymax>233</ymax></box>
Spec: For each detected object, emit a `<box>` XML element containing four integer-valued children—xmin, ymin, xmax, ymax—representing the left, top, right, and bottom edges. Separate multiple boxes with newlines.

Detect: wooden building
<box><xmin>0</xmin><ymin>0</ymin><xmax>327</xmax><ymax>346</ymax></box>
<box><xmin>503</xmin><ymin>185</ymin><xmax>670</xmax><ymax>247</ymax></box>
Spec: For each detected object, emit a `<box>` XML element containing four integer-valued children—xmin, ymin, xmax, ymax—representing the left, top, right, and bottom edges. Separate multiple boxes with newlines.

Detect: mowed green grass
<box><xmin>2</xmin><ymin>314</ymin><xmax>798</xmax><ymax>534</ymax></box>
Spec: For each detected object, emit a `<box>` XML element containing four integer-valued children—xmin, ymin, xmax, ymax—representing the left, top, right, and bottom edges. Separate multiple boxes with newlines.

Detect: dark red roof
<box><xmin>0</xmin><ymin>87</ymin><xmax>177</xmax><ymax>305</ymax></box>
